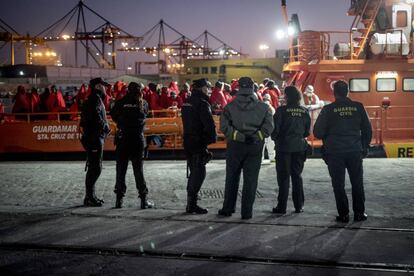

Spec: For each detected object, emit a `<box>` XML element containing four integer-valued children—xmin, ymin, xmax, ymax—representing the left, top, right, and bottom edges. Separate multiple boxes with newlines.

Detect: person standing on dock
<box><xmin>181</xmin><ymin>78</ymin><xmax>217</xmax><ymax>214</ymax></box>
<box><xmin>271</xmin><ymin>86</ymin><xmax>311</xmax><ymax>214</ymax></box>
<box><xmin>314</xmin><ymin>80</ymin><xmax>372</xmax><ymax>223</ymax></box>
<box><xmin>110</xmin><ymin>82</ymin><xmax>154</xmax><ymax>209</ymax></box>
<box><xmin>80</xmin><ymin>77</ymin><xmax>111</xmax><ymax>207</ymax></box>
<box><xmin>218</xmin><ymin>77</ymin><xmax>274</xmax><ymax>220</ymax></box>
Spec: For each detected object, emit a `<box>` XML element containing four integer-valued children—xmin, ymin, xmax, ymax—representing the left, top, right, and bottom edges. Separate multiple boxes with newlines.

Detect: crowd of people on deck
<box><xmin>7</xmin><ymin>77</ymin><xmax>312</xmax><ymax>118</ymax></box>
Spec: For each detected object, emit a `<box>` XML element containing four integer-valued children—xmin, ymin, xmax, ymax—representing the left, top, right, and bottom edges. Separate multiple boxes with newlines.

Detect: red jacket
<box><xmin>27</xmin><ymin>91</ymin><xmax>40</xmax><ymax>113</ymax></box>
<box><xmin>12</xmin><ymin>86</ymin><xmax>29</xmax><ymax>113</ymax></box>
<box><xmin>159</xmin><ymin>87</ymin><xmax>171</xmax><ymax>109</ymax></box>
<box><xmin>209</xmin><ymin>87</ymin><xmax>227</xmax><ymax>109</ymax></box>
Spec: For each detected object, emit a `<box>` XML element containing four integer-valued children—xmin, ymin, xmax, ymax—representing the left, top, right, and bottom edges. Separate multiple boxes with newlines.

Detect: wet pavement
<box><xmin>0</xmin><ymin>159</ymin><xmax>413</xmax><ymax>275</ymax></box>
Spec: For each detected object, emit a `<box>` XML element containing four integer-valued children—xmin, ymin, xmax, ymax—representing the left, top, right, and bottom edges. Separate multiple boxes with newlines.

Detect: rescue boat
<box><xmin>281</xmin><ymin>0</ymin><xmax>414</xmax><ymax>158</ymax></box>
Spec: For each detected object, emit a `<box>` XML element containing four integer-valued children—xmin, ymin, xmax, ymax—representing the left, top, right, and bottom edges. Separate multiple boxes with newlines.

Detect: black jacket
<box><xmin>313</xmin><ymin>97</ymin><xmax>372</xmax><ymax>154</ymax></box>
<box><xmin>271</xmin><ymin>105</ymin><xmax>311</xmax><ymax>152</ymax></box>
<box><xmin>181</xmin><ymin>90</ymin><xmax>217</xmax><ymax>153</ymax></box>
<box><xmin>110</xmin><ymin>93</ymin><xmax>148</xmax><ymax>147</ymax></box>
<box><xmin>80</xmin><ymin>92</ymin><xmax>110</xmax><ymax>147</ymax></box>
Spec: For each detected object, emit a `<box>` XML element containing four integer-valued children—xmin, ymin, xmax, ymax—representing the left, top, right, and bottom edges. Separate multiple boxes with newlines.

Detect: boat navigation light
<box><xmin>19</xmin><ymin>71</ymin><xmax>24</xmax><ymax>76</ymax></box>
<box><xmin>376</xmin><ymin>71</ymin><xmax>398</xmax><ymax>78</ymax></box>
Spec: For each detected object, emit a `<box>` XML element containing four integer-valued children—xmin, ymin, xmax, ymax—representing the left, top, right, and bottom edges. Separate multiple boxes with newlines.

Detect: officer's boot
<box><xmin>140</xmin><ymin>195</ymin><xmax>154</xmax><ymax>209</ymax></box>
<box><xmin>84</xmin><ymin>183</ymin><xmax>103</xmax><ymax>207</ymax></box>
<box><xmin>186</xmin><ymin>195</ymin><xmax>208</xmax><ymax>214</ymax></box>
<box><xmin>115</xmin><ymin>194</ymin><xmax>123</xmax><ymax>209</ymax></box>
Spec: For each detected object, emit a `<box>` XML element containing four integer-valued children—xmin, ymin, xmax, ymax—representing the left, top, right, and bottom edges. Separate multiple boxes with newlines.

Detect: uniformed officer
<box><xmin>110</xmin><ymin>82</ymin><xmax>154</xmax><ymax>209</ymax></box>
<box><xmin>314</xmin><ymin>80</ymin><xmax>372</xmax><ymax>222</ymax></box>
<box><xmin>80</xmin><ymin>77</ymin><xmax>111</xmax><ymax>207</ymax></box>
<box><xmin>271</xmin><ymin>86</ymin><xmax>311</xmax><ymax>214</ymax></box>
<box><xmin>181</xmin><ymin>78</ymin><xmax>217</xmax><ymax>214</ymax></box>
<box><xmin>218</xmin><ymin>77</ymin><xmax>274</xmax><ymax>219</ymax></box>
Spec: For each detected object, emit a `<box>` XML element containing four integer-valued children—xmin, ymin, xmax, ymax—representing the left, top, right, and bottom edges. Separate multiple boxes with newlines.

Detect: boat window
<box><xmin>396</xmin><ymin>11</ymin><xmax>407</xmax><ymax>28</ymax></box>
<box><xmin>211</xmin><ymin>67</ymin><xmax>218</xmax><ymax>74</ymax></box>
<box><xmin>403</xmin><ymin>78</ymin><xmax>414</xmax><ymax>92</ymax></box>
<box><xmin>350</xmin><ymin>78</ymin><xmax>370</xmax><ymax>92</ymax></box>
<box><xmin>376</xmin><ymin>78</ymin><xmax>396</xmax><ymax>92</ymax></box>
<box><xmin>219</xmin><ymin>65</ymin><xmax>226</xmax><ymax>74</ymax></box>
<box><xmin>202</xmin><ymin>67</ymin><xmax>209</xmax><ymax>74</ymax></box>
<box><xmin>193</xmin><ymin>67</ymin><xmax>200</xmax><ymax>74</ymax></box>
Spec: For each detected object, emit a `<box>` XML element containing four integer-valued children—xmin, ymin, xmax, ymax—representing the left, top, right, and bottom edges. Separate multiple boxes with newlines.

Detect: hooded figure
<box><xmin>209</xmin><ymin>81</ymin><xmax>227</xmax><ymax>113</ymax></box>
<box><xmin>12</xmin><ymin>86</ymin><xmax>29</xmax><ymax>114</ymax></box>
<box><xmin>159</xmin><ymin>86</ymin><xmax>171</xmax><ymax>109</ymax></box>
<box><xmin>147</xmin><ymin>83</ymin><xmax>161</xmax><ymax>111</ymax></box>
<box><xmin>27</xmin><ymin>87</ymin><xmax>40</xmax><ymax>113</ymax></box>
<box><xmin>218</xmin><ymin>77</ymin><xmax>274</xmax><ymax>219</ymax></box>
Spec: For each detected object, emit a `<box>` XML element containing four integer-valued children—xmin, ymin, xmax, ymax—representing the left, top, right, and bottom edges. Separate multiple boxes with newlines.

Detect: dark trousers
<box><xmin>85</xmin><ymin>144</ymin><xmax>103</xmax><ymax>199</ymax></box>
<box><xmin>275</xmin><ymin>151</ymin><xmax>305</xmax><ymax>211</ymax></box>
<box><xmin>222</xmin><ymin>141</ymin><xmax>263</xmax><ymax>217</ymax></box>
<box><xmin>114</xmin><ymin>144</ymin><xmax>148</xmax><ymax>198</ymax></box>
<box><xmin>326</xmin><ymin>152</ymin><xmax>365</xmax><ymax>216</ymax></box>
<box><xmin>186</xmin><ymin>152</ymin><xmax>206</xmax><ymax>206</ymax></box>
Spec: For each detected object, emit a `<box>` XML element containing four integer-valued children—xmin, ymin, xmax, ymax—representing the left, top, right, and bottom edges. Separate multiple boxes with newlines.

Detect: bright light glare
<box><xmin>259</xmin><ymin>44</ymin><xmax>269</xmax><ymax>51</ymax></box>
<box><xmin>288</xmin><ymin>26</ymin><xmax>296</xmax><ymax>36</ymax></box>
<box><xmin>276</xmin><ymin>29</ymin><xmax>286</xmax><ymax>40</ymax></box>
<box><xmin>219</xmin><ymin>50</ymin><xmax>225</xmax><ymax>55</ymax></box>
<box><xmin>62</xmin><ymin>34</ymin><xmax>70</xmax><ymax>40</ymax></box>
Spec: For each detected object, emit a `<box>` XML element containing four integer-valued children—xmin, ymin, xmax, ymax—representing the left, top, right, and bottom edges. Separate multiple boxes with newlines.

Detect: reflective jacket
<box><xmin>220</xmin><ymin>88</ymin><xmax>274</xmax><ymax>143</ymax></box>
<box><xmin>313</xmin><ymin>97</ymin><xmax>372</xmax><ymax>153</ymax></box>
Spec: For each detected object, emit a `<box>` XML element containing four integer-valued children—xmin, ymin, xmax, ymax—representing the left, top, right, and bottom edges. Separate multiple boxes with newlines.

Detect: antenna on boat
<box><xmin>280</xmin><ymin>0</ymin><xmax>289</xmax><ymax>26</ymax></box>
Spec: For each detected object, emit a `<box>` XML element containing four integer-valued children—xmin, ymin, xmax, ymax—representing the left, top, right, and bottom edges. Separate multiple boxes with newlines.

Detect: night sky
<box><xmin>0</xmin><ymin>0</ymin><xmax>353</xmax><ymax>68</ymax></box>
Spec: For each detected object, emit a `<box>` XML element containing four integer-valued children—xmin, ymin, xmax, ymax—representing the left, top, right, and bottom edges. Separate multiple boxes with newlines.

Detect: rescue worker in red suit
<box><xmin>223</xmin><ymin>83</ymin><xmax>233</xmax><ymax>103</ymax></box>
<box><xmin>27</xmin><ymin>87</ymin><xmax>40</xmax><ymax>113</ymax></box>
<box><xmin>168</xmin><ymin>81</ymin><xmax>179</xmax><ymax>94</ymax></box>
<box><xmin>147</xmin><ymin>83</ymin><xmax>162</xmax><ymax>111</ymax></box>
<box><xmin>159</xmin><ymin>86</ymin><xmax>171</xmax><ymax>109</ymax></box>
<box><xmin>12</xmin><ymin>85</ymin><xmax>29</xmax><ymax>114</ymax></box>
<box><xmin>47</xmin><ymin>85</ymin><xmax>66</xmax><ymax>119</ymax></box>
<box><xmin>209</xmin><ymin>81</ymin><xmax>227</xmax><ymax>114</ymax></box>
<box><xmin>168</xmin><ymin>92</ymin><xmax>183</xmax><ymax>108</ymax></box>
<box><xmin>115</xmin><ymin>84</ymin><xmax>127</xmax><ymax>101</ymax></box>
<box><xmin>103</xmin><ymin>84</ymin><xmax>113</xmax><ymax>110</ymax></box>
<box><xmin>264</xmin><ymin>80</ymin><xmax>281</xmax><ymax>109</ymax></box>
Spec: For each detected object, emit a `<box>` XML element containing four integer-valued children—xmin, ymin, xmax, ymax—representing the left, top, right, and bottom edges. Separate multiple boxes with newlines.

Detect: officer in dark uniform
<box><xmin>110</xmin><ymin>82</ymin><xmax>154</xmax><ymax>209</ymax></box>
<box><xmin>314</xmin><ymin>80</ymin><xmax>372</xmax><ymax>222</ymax></box>
<box><xmin>218</xmin><ymin>77</ymin><xmax>274</xmax><ymax>219</ymax></box>
<box><xmin>181</xmin><ymin>78</ymin><xmax>217</xmax><ymax>214</ymax></box>
<box><xmin>80</xmin><ymin>77</ymin><xmax>111</xmax><ymax>207</ymax></box>
<box><xmin>271</xmin><ymin>86</ymin><xmax>311</xmax><ymax>214</ymax></box>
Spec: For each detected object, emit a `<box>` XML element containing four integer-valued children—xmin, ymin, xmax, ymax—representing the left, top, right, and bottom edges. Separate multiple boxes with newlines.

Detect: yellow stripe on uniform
<box><xmin>257</xmin><ymin>130</ymin><xmax>264</xmax><ymax>140</ymax></box>
<box><xmin>233</xmin><ymin>130</ymin><xmax>238</xmax><ymax>140</ymax></box>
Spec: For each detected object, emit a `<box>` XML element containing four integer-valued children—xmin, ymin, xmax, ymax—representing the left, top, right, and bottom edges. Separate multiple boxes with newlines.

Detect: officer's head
<box><xmin>128</xmin><ymin>82</ymin><xmax>144</xmax><ymax>97</ymax></box>
<box><xmin>238</xmin><ymin>77</ymin><xmax>254</xmax><ymax>92</ymax></box>
<box><xmin>284</xmin><ymin>86</ymin><xmax>302</xmax><ymax>106</ymax></box>
<box><xmin>193</xmin><ymin>78</ymin><xmax>212</xmax><ymax>97</ymax></box>
<box><xmin>89</xmin><ymin>77</ymin><xmax>109</xmax><ymax>99</ymax></box>
<box><xmin>333</xmin><ymin>80</ymin><xmax>349</xmax><ymax>99</ymax></box>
